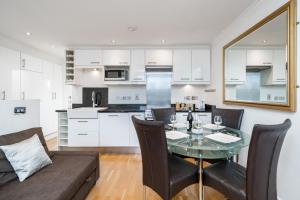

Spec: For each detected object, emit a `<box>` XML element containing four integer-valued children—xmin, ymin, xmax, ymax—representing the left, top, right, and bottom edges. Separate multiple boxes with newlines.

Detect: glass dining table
<box><xmin>166</xmin><ymin>126</ymin><xmax>251</xmax><ymax>200</ymax></box>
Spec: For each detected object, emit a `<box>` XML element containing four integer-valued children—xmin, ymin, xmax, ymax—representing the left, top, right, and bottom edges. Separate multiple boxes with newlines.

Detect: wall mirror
<box><xmin>223</xmin><ymin>0</ymin><xmax>296</xmax><ymax>112</ymax></box>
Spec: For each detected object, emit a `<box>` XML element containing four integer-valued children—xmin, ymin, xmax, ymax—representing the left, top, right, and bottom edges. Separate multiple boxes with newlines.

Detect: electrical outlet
<box><xmin>14</xmin><ymin>107</ymin><xmax>26</xmax><ymax>114</ymax></box>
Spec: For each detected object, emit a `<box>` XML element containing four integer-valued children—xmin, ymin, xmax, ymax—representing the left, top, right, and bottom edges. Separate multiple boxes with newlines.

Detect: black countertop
<box><xmin>56</xmin><ymin>104</ymin><xmax>212</xmax><ymax>113</ymax></box>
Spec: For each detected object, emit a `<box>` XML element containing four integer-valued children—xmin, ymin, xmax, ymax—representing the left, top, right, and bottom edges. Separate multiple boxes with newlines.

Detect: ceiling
<box><xmin>235</xmin><ymin>11</ymin><xmax>288</xmax><ymax>47</ymax></box>
<box><xmin>0</xmin><ymin>0</ymin><xmax>254</xmax><ymax>58</ymax></box>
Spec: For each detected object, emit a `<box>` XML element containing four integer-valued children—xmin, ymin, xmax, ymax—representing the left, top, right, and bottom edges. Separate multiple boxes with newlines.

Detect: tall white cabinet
<box><xmin>40</xmin><ymin>62</ymin><xmax>63</xmax><ymax>135</ymax></box>
<box><xmin>0</xmin><ymin>45</ymin><xmax>64</xmax><ymax>136</ymax></box>
<box><xmin>0</xmin><ymin>46</ymin><xmax>21</xmax><ymax>100</ymax></box>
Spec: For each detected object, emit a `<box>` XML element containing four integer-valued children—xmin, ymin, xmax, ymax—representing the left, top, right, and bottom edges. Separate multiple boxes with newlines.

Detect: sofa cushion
<box><xmin>0</xmin><ymin>127</ymin><xmax>51</xmax><ymax>173</ymax></box>
<box><xmin>0</xmin><ymin>172</ymin><xmax>17</xmax><ymax>187</ymax></box>
<box><xmin>0</xmin><ymin>153</ymin><xmax>98</xmax><ymax>200</ymax></box>
<box><xmin>0</xmin><ymin>134</ymin><xmax>52</xmax><ymax>182</ymax></box>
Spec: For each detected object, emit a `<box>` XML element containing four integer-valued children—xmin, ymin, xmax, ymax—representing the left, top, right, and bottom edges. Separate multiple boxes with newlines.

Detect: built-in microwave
<box><xmin>104</xmin><ymin>67</ymin><xmax>129</xmax><ymax>81</ymax></box>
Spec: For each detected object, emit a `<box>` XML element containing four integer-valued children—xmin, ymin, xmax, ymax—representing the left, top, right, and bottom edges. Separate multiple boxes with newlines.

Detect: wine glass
<box><xmin>170</xmin><ymin>114</ymin><xmax>177</xmax><ymax>132</ymax></box>
<box><xmin>194</xmin><ymin>116</ymin><xmax>203</xmax><ymax>134</ymax></box>
<box><xmin>195</xmin><ymin>117</ymin><xmax>202</xmax><ymax>129</ymax></box>
<box><xmin>214</xmin><ymin>115</ymin><xmax>222</xmax><ymax>129</ymax></box>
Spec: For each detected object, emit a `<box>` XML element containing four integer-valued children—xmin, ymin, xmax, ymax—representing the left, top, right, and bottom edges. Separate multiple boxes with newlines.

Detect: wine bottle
<box><xmin>187</xmin><ymin>109</ymin><xmax>193</xmax><ymax>131</ymax></box>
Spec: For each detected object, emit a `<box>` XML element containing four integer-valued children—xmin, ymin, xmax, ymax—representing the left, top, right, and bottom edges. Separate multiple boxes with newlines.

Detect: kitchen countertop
<box><xmin>56</xmin><ymin>105</ymin><xmax>212</xmax><ymax>113</ymax></box>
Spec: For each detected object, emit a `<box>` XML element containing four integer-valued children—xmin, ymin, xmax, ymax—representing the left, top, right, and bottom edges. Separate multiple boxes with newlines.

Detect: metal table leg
<box><xmin>198</xmin><ymin>159</ymin><xmax>204</xmax><ymax>200</ymax></box>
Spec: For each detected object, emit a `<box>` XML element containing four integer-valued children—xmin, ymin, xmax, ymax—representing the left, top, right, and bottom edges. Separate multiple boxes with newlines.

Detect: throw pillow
<box><xmin>0</xmin><ymin>134</ymin><xmax>52</xmax><ymax>182</ymax></box>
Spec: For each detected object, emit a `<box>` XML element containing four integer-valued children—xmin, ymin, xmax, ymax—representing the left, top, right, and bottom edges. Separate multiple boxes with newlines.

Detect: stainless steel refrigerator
<box><xmin>146</xmin><ymin>66</ymin><xmax>172</xmax><ymax>109</ymax></box>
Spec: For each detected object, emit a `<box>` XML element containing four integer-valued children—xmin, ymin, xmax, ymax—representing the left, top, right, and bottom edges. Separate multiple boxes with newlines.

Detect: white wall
<box><xmin>206</xmin><ymin>0</ymin><xmax>300</xmax><ymax>199</ymax></box>
<box><xmin>0</xmin><ymin>100</ymin><xmax>40</xmax><ymax>135</ymax></box>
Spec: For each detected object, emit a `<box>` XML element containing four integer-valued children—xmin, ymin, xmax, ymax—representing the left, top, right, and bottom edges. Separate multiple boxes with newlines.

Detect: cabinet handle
<box><xmin>197</xmin><ymin>114</ymin><xmax>208</xmax><ymax>117</ymax></box>
<box><xmin>108</xmin><ymin>114</ymin><xmax>119</xmax><ymax>117</ymax></box>
<box><xmin>22</xmin><ymin>59</ymin><xmax>26</xmax><ymax>68</ymax></box>
<box><xmin>262</xmin><ymin>62</ymin><xmax>272</xmax><ymax>65</ymax></box>
<box><xmin>194</xmin><ymin>78</ymin><xmax>204</xmax><ymax>80</ymax></box>
<box><xmin>180</xmin><ymin>78</ymin><xmax>190</xmax><ymax>80</ymax></box>
<box><xmin>21</xmin><ymin>92</ymin><xmax>25</xmax><ymax>100</ymax></box>
<box><xmin>77</xmin><ymin>133</ymin><xmax>88</xmax><ymax>136</ymax></box>
<box><xmin>276</xmin><ymin>78</ymin><xmax>285</xmax><ymax>80</ymax></box>
<box><xmin>90</xmin><ymin>61</ymin><xmax>100</xmax><ymax>64</ymax></box>
<box><xmin>52</xmin><ymin>92</ymin><xmax>57</xmax><ymax>100</ymax></box>
<box><xmin>230</xmin><ymin>78</ymin><xmax>239</xmax><ymax>80</ymax></box>
<box><xmin>147</xmin><ymin>61</ymin><xmax>157</xmax><ymax>64</ymax></box>
<box><xmin>133</xmin><ymin>78</ymin><xmax>143</xmax><ymax>81</ymax></box>
<box><xmin>77</xmin><ymin>121</ymin><xmax>88</xmax><ymax>123</ymax></box>
<box><xmin>1</xmin><ymin>91</ymin><xmax>5</xmax><ymax>100</ymax></box>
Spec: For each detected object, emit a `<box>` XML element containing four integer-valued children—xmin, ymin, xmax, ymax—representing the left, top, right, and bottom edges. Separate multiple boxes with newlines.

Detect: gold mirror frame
<box><xmin>223</xmin><ymin>0</ymin><xmax>297</xmax><ymax>112</ymax></box>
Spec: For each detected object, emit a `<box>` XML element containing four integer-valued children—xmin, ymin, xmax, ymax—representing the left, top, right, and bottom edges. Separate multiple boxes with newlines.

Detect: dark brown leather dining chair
<box><xmin>211</xmin><ymin>106</ymin><xmax>244</xmax><ymax>130</ymax></box>
<box><xmin>132</xmin><ymin>116</ymin><xmax>199</xmax><ymax>200</ymax></box>
<box><xmin>204</xmin><ymin>106</ymin><xmax>244</xmax><ymax>164</ymax></box>
<box><xmin>203</xmin><ymin>119</ymin><xmax>291</xmax><ymax>200</ymax></box>
<box><xmin>151</xmin><ymin>107</ymin><xmax>176</xmax><ymax>125</ymax></box>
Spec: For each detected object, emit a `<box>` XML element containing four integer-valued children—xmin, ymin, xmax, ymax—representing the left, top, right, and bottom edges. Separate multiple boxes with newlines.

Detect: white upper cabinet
<box><xmin>130</xmin><ymin>49</ymin><xmax>145</xmax><ymax>82</ymax></box>
<box><xmin>0</xmin><ymin>46</ymin><xmax>21</xmax><ymax>100</ymax></box>
<box><xmin>272</xmin><ymin>49</ymin><xmax>287</xmax><ymax>82</ymax></box>
<box><xmin>173</xmin><ymin>49</ymin><xmax>192</xmax><ymax>82</ymax></box>
<box><xmin>103</xmin><ymin>50</ymin><xmax>130</xmax><ymax>66</ymax></box>
<box><xmin>261</xmin><ymin>49</ymin><xmax>287</xmax><ymax>85</ymax></box>
<box><xmin>246</xmin><ymin>49</ymin><xmax>273</xmax><ymax>66</ymax></box>
<box><xmin>225</xmin><ymin>49</ymin><xmax>246</xmax><ymax>84</ymax></box>
<box><xmin>74</xmin><ymin>49</ymin><xmax>102</xmax><ymax>67</ymax></box>
<box><xmin>191</xmin><ymin>49</ymin><xmax>211</xmax><ymax>83</ymax></box>
<box><xmin>21</xmin><ymin>53</ymin><xmax>43</xmax><ymax>73</ymax></box>
<box><xmin>145</xmin><ymin>49</ymin><xmax>172</xmax><ymax>65</ymax></box>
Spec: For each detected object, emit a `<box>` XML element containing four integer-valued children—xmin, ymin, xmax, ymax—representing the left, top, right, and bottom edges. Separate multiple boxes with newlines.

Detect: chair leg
<box><xmin>143</xmin><ymin>185</ymin><xmax>147</xmax><ymax>200</ymax></box>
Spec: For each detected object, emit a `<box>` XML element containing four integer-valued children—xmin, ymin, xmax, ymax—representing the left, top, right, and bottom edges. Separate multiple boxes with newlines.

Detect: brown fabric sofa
<box><xmin>0</xmin><ymin>127</ymin><xmax>99</xmax><ymax>200</ymax></box>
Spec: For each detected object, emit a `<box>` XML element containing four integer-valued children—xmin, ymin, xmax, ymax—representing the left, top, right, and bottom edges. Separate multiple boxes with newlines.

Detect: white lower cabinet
<box><xmin>176</xmin><ymin>112</ymin><xmax>189</xmax><ymax>124</ymax></box>
<box><xmin>129</xmin><ymin>113</ymin><xmax>144</xmax><ymax>146</ymax></box>
<box><xmin>194</xmin><ymin>113</ymin><xmax>212</xmax><ymax>124</ymax></box>
<box><xmin>176</xmin><ymin>112</ymin><xmax>212</xmax><ymax>124</ymax></box>
<box><xmin>99</xmin><ymin>113</ymin><xmax>130</xmax><ymax>146</ymax></box>
<box><xmin>68</xmin><ymin>119</ymin><xmax>99</xmax><ymax>147</ymax></box>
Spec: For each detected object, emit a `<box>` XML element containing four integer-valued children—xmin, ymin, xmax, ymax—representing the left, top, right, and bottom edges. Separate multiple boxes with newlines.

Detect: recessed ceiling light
<box><xmin>263</xmin><ymin>40</ymin><xmax>267</xmax><ymax>43</ymax></box>
<box><xmin>128</xmin><ymin>26</ymin><xmax>138</xmax><ymax>32</ymax></box>
<box><xmin>111</xmin><ymin>40</ymin><xmax>116</xmax><ymax>44</ymax></box>
<box><xmin>26</xmin><ymin>32</ymin><xmax>31</xmax><ymax>37</ymax></box>
<box><xmin>161</xmin><ymin>39</ymin><xmax>166</xmax><ymax>44</ymax></box>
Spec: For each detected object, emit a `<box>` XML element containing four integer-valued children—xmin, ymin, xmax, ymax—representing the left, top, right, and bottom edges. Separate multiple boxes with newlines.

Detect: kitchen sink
<box><xmin>68</xmin><ymin>107</ymin><xmax>108</xmax><ymax>119</ymax></box>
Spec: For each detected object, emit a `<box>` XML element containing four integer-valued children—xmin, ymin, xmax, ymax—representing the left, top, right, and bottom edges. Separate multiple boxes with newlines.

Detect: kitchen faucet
<box><xmin>92</xmin><ymin>91</ymin><xmax>96</xmax><ymax>108</ymax></box>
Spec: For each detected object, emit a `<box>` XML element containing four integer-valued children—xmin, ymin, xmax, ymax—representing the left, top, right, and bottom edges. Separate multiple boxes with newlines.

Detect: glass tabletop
<box><xmin>166</xmin><ymin>126</ymin><xmax>251</xmax><ymax>159</ymax></box>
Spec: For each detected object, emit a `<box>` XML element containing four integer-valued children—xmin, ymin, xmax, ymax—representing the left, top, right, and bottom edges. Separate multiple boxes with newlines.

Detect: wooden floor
<box><xmin>47</xmin><ymin>138</ymin><xmax>225</xmax><ymax>200</ymax></box>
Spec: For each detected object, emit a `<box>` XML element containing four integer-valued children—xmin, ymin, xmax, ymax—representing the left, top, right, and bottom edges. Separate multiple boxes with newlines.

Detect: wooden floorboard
<box><xmin>47</xmin><ymin>138</ymin><xmax>225</xmax><ymax>200</ymax></box>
